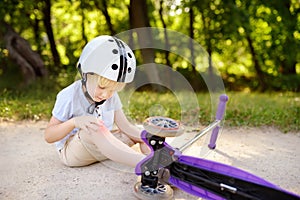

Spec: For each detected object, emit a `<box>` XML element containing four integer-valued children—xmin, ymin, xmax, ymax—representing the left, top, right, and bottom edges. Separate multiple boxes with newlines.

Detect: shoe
<box><xmin>133</xmin><ymin>182</ymin><xmax>173</xmax><ymax>200</ymax></box>
<box><xmin>157</xmin><ymin>168</ymin><xmax>177</xmax><ymax>189</ymax></box>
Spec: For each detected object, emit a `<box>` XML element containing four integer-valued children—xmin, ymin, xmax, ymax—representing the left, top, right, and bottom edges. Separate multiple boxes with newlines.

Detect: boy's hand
<box><xmin>73</xmin><ymin>116</ymin><xmax>103</xmax><ymax>132</ymax></box>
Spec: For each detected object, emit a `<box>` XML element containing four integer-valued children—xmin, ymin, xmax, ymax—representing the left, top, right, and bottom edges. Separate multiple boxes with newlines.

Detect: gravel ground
<box><xmin>0</xmin><ymin>121</ymin><xmax>299</xmax><ymax>199</ymax></box>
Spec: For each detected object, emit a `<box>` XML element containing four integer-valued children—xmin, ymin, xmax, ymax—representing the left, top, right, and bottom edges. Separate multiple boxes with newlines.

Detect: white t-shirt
<box><xmin>52</xmin><ymin>80</ymin><xmax>122</xmax><ymax>151</ymax></box>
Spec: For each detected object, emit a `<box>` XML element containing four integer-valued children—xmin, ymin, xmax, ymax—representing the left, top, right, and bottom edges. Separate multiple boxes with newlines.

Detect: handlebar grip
<box><xmin>208</xmin><ymin>94</ymin><xmax>229</xmax><ymax>149</ymax></box>
<box><xmin>215</xmin><ymin>94</ymin><xmax>229</xmax><ymax>120</ymax></box>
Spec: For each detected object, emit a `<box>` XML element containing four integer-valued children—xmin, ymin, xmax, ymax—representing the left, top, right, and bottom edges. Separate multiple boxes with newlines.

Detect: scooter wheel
<box><xmin>143</xmin><ymin>116</ymin><xmax>184</xmax><ymax>137</ymax></box>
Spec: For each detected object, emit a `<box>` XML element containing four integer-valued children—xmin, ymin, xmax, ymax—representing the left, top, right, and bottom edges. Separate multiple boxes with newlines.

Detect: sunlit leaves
<box><xmin>1</xmin><ymin>0</ymin><xmax>299</xmax><ymax>91</ymax></box>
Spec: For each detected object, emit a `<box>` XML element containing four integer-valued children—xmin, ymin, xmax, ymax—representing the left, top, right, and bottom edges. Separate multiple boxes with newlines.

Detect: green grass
<box><xmin>0</xmin><ymin>80</ymin><xmax>58</xmax><ymax>121</ymax></box>
<box><xmin>121</xmin><ymin>91</ymin><xmax>299</xmax><ymax>132</ymax></box>
<box><xmin>225</xmin><ymin>92</ymin><xmax>300</xmax><ymax>132</ymax></box>
<box><xmin>0</xmin><ymin>84</ymin><xmax>299</xmax><ymax>132</ymax></box>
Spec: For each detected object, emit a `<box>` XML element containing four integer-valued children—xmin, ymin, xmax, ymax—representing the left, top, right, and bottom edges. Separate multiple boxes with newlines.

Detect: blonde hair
<box><xmin>98</xmin><ymin>76</ymin><xmax>126</xmax><ymax>92</ymax></box>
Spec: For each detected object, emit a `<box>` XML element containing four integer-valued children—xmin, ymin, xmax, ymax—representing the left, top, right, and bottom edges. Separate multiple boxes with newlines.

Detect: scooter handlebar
<box><xmin>208</xmin><ymin>94</ymin><xmax>229</xmax><ymax>149</ymax></box>
<box><xmin>216</xmin><ymin>94</ymin><xmax>229</xmax><ymax>120</ymax></box>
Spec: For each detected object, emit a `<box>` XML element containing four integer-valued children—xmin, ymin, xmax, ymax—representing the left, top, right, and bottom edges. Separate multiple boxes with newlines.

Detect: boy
<box><xmin>44</xmin><ymin>35</ymin><xmax>172</xmax><ymax>199</ymax></box>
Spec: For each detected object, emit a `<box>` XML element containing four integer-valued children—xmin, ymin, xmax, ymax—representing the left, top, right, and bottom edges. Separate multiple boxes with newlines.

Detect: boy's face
<box><xmin>86</xmin><ymin>74</ymin><xmax>114</xmax><ymax>102</ymax></box>
<box><xmin>92</xmin><ymin>85</ymin><xmax>114</xmax><ymax>102</ymax></box>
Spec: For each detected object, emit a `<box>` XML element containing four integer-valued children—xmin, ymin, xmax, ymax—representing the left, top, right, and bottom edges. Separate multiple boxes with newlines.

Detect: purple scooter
<box><xmin>135</xmin><ymin>94</ymin><xmax>300</xmax><ymax>200</ymax></box>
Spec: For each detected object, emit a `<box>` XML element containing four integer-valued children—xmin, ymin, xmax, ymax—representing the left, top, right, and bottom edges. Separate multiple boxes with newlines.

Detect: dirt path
<box><xmin>0</xmin><ymin>121</ymin><xmax>299</xmax><ymax>199</ymax></box>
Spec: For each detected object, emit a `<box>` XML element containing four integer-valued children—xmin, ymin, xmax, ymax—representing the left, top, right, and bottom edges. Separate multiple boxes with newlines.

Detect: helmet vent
<box><xmin>128</xmin><ymin>67</ymin><xmax>132</xmax><ymax>73</ymax></box>
<box><xmin>111</xmin><ymin>64</ymin><xmax>118</xmax><ymax>70</ymax></box>
<box><xmin>112</xmin><ymin>49</ymin><xmax>118</xmax><ymax>54</ymax></box>
<box><xmin>108</xmin><ymin>39</ymin><xmax>114</xmax><ymax>42</ymax></box>
<box><xmin>127</xmin><ymin>53</ymin><xmax>132</xmax><ymax>58</ymax></box>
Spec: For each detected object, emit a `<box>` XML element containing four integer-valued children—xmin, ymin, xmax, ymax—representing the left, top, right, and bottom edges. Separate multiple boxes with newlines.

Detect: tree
<box><xmin>157</xmin><ymin>0</ymin><xmax>172</xmax><ymax>88</ymax></box>
<box><xmin>0</xmin><ymin>21</ymin><xmax>47</xmax><ymax>85</ymax></box>
<box><xmin>238</xmin><ymin>1</ymin><xmax>268</xmax><ymax>90</ymax></box>
<box><xmin>190</xmin><ymin>0</ymin><xmax>228</xmax><ymax>91</ymax></box>
<box><xmin>129</xmin><ymin>0</ymin><xmax>163</xmax><ymax>90</ymax></box>
<box><xmin>94</xmin><ymin>0</ymin><xmax>116</xmax><ymax>35</ymax></box>
<box><xmin>42</xmin><ymin>0</ymin><xmax>61</xmax><ymax>69</ymax></box>
<box><xmin>0</xmin><ymin>0</ymin><xmax>299</xmax><ymax>91</ymax></box>
<box><xmin>262</xmin><ymin>1</ymin><xmax>299</xmax><ymax>75</ymax></box>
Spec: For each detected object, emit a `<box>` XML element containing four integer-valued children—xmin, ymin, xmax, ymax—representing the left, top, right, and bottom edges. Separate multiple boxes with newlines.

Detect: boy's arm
<box><xmin>44</xmin><ymin>116</ymin><xmax>75</xmax><ymax>143</ymax></box>
<box><xmin>114</xmin><ymin>109</ymin><xmax>144</xmax><ymax>143</ymax></box>
<box><xmin>44</xmin><ymin>115</ymin><xmax>102</xmax><ymax>143</ymax></box>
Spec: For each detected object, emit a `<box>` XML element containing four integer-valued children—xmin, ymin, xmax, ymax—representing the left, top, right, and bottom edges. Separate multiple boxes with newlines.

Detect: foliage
<box><xmin>0</xmin><ymin>0</ymin><xmax>299</xmax><ymax>91</ymax></box>
<box><xmin>0</xmin><ymin>0</ymin><xmax>299</xmax><ymax>131</ymax></box>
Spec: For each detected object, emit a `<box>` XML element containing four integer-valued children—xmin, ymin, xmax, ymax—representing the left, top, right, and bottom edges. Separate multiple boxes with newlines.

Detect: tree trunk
<box><xmin>80</xmin><ymin>0</ymin><xmax>88</xmax><ymax>45</ymax></box>
<box><xmin>43</xmin><ymin>0</ymin><xmax>61</xmax><ymax>69</ymax></box>
<box><xmin>95</xmin><ymin>0</ymin><xmax>116</xmax><ymax>35</ymax></box>
<box><xmin>201</xmin><ymin>11</ymin><xmax>217</xmax><ymax>91</ymax></box>
<box><xmin>189</xmin><ymin>7</ymin><xmax>196</xmax><ymax>72</ymax></box>
<box><xmin>129</xmin><ymin>0</ymin><xmax>163</xmax><ymax>91</ymax></box>
<box><xmin>189</xmin><ymin>6</ymin><xmax>202</xmax><ymax>91</ymax></box>
<box><xmin>246</xmin><ymin>34</ymin><xmax>267</xmax><ymax>91</ymax></box>
<box><xmin>158</xmin><ymin>0</ymin><xmax>172</xmax><ymax>88</ymax></box>
<box><xmin>33</xmin><ymin>12</ymin><xmax>42</xmax><ymax>55</ymax></box>
<box><xmin>2</xmin><ymin>22</ymin><xmax>47</xmax><ymax>85</ymax></box>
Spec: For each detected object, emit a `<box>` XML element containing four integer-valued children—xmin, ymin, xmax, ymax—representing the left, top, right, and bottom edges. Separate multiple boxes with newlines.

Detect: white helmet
<box><xmin>78</xmin><ymin>35</ymin><xmax>136</xmax><ymax>83</ymax></box>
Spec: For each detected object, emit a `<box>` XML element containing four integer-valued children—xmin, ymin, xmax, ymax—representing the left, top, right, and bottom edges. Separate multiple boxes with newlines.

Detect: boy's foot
<box><xmin>133</xmin><ymin>182</ymin><xmax>173</xmax><ymax>200</ymax></box>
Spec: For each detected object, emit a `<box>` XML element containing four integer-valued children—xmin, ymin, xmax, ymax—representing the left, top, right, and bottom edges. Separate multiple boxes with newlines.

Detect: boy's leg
<box><xmin>79</xmin><ymin>126</ymin><xmax>146</xmax><ymax>167</ymax></box>
<box><xmin>111</xmin><ymin>129</ymin><xmax>136</xmax><ymax>147</ymax></box>
<box><xmin>77</xmin><ymin>129</ymin><xmax>136</xmax><ymax>162</ymax></box>
<box><xmin>59</xmin><ymin>134</ymin><xmax>98</xmax><ymax>167</ymax></box>
<box><xmin>60</xmin><ymin>127</ymin><xmax>173</xmax><ymax>199</ymax></box>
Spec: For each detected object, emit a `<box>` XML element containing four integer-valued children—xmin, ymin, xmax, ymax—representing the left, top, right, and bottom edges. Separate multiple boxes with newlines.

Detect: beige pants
<box><xmin>59</xmin><ymin>129</ymin><xmax>135</xmax><ymax>167</ymax></box>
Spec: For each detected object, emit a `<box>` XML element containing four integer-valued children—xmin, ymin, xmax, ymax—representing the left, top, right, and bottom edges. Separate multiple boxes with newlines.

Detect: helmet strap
<box><xmin>79</xmin><ymin>64</ymin><xmax>107</xmax><ymax>112</ymax></box>
<box><xmin>81</xmin><ymin>74</ymin><xmax>106</xmax><ymax>113</ymax></box>
<box><xmin>81</xmin><ymin>73</ymin><xmax>94</xmax><ymax>102</ymax></box>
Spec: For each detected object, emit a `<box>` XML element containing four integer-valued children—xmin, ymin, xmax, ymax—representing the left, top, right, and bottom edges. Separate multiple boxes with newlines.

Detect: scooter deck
<box><xmin>169</xmin><ymin>155</ymin><xmax>300</xmax><ymax>200</ymax></box>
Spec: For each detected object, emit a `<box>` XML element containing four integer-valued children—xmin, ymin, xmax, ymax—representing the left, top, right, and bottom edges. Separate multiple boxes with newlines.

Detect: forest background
<box><xmin>0</xmin><ymin>0</ymin><xmax>299</xmax><ymax>131</ymax></box>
